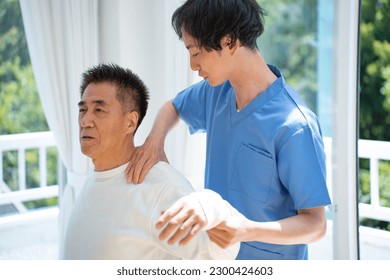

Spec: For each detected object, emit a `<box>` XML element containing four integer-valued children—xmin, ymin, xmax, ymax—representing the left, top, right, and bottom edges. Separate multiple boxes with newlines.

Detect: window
<box><xmin>258</xmin><ymin>0</ymin><xmax>334</xmax><ymax>259</ymax></box>
<box><xmin>0</xmin><ymin>0</ymin><xmax>58</xmax><ymax>216</ymax></box>
<box><xmin>0</xmin><ymin>0</ymin><xmax>59</xmax><ymax>260</ymax></box>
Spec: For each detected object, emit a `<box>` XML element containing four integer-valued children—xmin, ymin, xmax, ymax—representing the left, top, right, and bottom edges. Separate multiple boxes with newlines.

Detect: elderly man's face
<box><xmin>78</xmin><ymin>82</ymin><xmax>130</xmax><ymax>168</ymax></box>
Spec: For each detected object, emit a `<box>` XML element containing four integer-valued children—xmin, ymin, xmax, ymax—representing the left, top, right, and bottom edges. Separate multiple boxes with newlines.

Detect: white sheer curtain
<box><xmin>19</xmin><ymin>0</ymin><xmax>99</xmax><ymax>254</ymax></box>
<box><xmin>159</xmin><ymin>0</ymin><xmax>206</xmax><ymax>190</ymax></box>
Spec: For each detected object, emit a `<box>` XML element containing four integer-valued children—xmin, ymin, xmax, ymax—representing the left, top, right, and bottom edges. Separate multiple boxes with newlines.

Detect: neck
<box><xmin>230</xmin><ymin>49</ymin><xmax>277</xmax><ymax>110</ymax></box>
<box><xmin>92</xmin><ymin>142</ymin><xmax>135</xmax><ymax>172</ymax></box>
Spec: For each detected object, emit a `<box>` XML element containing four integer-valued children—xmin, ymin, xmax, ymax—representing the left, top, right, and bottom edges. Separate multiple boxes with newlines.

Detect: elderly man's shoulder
<box><xmin>145</xmin><ymin>162</ymin><xmax>188</xmax><ymax>183</ymax></box>
<box><xmin>143</xmin><ymin>161</ymin><xmax>195</xmax><ymax>193</ymax></box>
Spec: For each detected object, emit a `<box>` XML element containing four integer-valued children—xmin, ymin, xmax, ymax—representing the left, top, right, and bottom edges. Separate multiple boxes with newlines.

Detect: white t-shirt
<box><xmin>61</xmin><ymin>161</ymin><xmax>239</xmax><ymax>260</ymax></box>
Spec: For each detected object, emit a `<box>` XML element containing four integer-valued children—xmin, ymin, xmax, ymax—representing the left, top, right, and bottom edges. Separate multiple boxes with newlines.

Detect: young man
<box><xmin>126</xmin><ymin>0</ymin><xmax>331</xmax><ymax>259</ymax></box>
<box><xmin>61</xmin><ymin>63</ymin><xmax>239</xmax><ymax>260</ymax></box>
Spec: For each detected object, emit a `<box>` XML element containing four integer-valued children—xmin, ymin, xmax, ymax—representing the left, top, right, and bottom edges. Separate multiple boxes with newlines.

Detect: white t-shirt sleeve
<box><xmin>150</xmin><ymin>178</ymin><xmax>239</xmax><ymax>260</ymax></box>
<box><xmin>189</xmin><ymin>189</ymin><xmax>236</xmax><ymax>230</ymax></box>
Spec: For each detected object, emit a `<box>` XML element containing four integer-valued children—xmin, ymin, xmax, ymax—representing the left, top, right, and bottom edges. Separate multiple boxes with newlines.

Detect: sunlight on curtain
<box><xmin>19</xmin><ymin>0</ymin><xmax>99</xmax><ymax>257</ymax></box>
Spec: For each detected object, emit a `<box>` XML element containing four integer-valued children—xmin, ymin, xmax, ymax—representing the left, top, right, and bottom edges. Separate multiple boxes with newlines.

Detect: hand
<box><xmin>125</xmin><ymin>137</ymin><xmax>168</xmax><ymax>184</ymax></box>
<box><xmin>207</xmin><ymin>210</ymin><xmax>247</xmax><ymax>249</ymax></box>
<box><xmin>155</xmin><ymin>195</ymin><xmax>207</xmax><ymax>246</ymax></box>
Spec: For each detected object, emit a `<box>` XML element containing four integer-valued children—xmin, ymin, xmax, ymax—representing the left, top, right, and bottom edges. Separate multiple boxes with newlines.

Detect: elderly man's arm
<box><xmin>153</xmin><ymin>184</ymin><xmax>239</xmax><ymax>259</ymax></box>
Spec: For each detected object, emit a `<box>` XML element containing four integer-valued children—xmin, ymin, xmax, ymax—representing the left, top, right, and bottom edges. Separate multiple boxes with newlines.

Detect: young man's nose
<box><xmin>190</xmin><ymin>56</ymin><xmax>200</xmax><ymax>72</ymax></box>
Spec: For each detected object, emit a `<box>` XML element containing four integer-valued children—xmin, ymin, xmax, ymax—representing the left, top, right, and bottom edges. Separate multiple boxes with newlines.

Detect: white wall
<box><xmin>99</xmin><ymin>0</ymin><xmax>164</xmax><ymax>143</ymax></box>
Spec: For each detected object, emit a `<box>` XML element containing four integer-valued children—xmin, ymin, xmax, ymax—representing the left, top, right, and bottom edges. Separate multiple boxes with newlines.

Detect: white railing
<box><xmin>0</xmin><ymin>132</ymin><xmax>389</xmax><ymax>259</ymax></box>
<box><xmin>0</xmin><ymin>132</ymin><xmax>60</xmax><ymax>214</ymax></box>
<box><xmin>358</xmin><ymin>139</ymin><xmax>390</xmax><ymax>222</ymax></box>
<box><xmin>0</xmin><ymin>133</ymin><xmax>389</xmax><ymax>224</ymax></box>
<box><xmin>323</xmin><ymin>136</ymin><xmax>390</xmax><ymax>223</ymax></box>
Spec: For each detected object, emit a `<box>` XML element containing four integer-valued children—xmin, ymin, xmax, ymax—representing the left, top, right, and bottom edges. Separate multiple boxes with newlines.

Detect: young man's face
<box><xmin>182</xmin><ymin>31</ymin><xmax>231</xmax><ymax>86</ymax></box>
<box><xmin>78</xmin><ymin>82</ymin><xmax>132</xmax><ymax>168</ymax></box>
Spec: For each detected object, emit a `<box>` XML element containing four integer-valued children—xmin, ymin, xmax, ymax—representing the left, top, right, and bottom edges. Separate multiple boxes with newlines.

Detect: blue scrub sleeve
<box><xmin>277</xmin><ymin>126</ymin><xmax>331</xmax><ymax>210</ymax></box>
<box><xmin>172</xmin><ymin>81</ymin><xmax>209</xmax><ymax>134</ymax></box>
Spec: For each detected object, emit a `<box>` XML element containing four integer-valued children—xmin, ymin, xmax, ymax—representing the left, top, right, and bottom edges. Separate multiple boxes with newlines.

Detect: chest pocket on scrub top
<box><xmin>230</xmin><ymin>143</ymin><xmax>274</xmax><ymax>205</ymax></box>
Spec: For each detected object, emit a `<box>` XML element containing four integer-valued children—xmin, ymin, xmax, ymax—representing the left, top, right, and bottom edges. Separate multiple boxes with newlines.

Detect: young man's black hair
<box><xmin>171</xmin><ymin>0</ymin><xmax>266</xmax><ymax>51</ymax></box>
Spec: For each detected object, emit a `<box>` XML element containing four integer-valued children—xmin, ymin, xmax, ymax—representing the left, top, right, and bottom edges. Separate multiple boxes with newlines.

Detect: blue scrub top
<box><xmin>173</xmin><ymin>65</ymin><xmax>331</xmax><ymax>260</ymax></box>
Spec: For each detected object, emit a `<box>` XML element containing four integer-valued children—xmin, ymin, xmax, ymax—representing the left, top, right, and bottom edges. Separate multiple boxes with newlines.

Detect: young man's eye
<box><xmin>192</xmin><ymin>52</ymin><xmax>200</xmax><ymax>57</ymax></box>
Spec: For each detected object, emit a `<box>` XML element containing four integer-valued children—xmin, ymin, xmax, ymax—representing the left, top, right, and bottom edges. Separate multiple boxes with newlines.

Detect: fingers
<box><xmin>126</xmin><ymin>148</ymin><xmax>147</xmax><ymax>184</ymax></box>
<box><xmin>125</xmin><ymin>158</ymin><xmax>136</xmax><ymax>183</ymax></box>
<box><xmin>131</xmin><ymin>158</ymin><xmax>146</xmax><ymax>184</ymax></box>
<box><xmin>167</xmin><ymin>214</ymin><xmax>206</xmax><ymax>245</ymax></box>
<box><xmin>156</xmin><ymin>215</ymin><xmax>180</xmax><ymax>239</ymax></box>
<box><xmin>125</xmin><ymin>159</ymin><xmax>132</xmax><ymax>175</ymax></box>
<box><xmin>178</xmin><ymin>221</ymin><xmax>204</xmax><ymax>246</ymax></box>
<box><xmin>155</xmin><ymin>201</ymin><xmax>183</xmax><ymax>230</ymax></box>
<box><xmin>207</xmin><ymin>226</ymin><xmax>233</xmax><ymax>249</ymax></box>
<box><xmin>155</xmin><ymin>196</ymin><xmax>207</xmax><ymax>246</ymax></box>
<box><xmin>207</xmin><ymin>229</ymin><xmax>225</xmax><ymax>248</ymax></box>
<box><xmin>156</xmin><ymin>201</ymin><xmax>189</xmax><ymax>242</ymax></box>
<box><xmin>125</xmin><ymin>146</ymin><xmax>154</xmax><ymax>184</ymax></box>
<box><xmin>126</xmin><ymin>143</ymin><xmax>167</xmax><ymax>184</ymax></box>
<box><xmin>158</xmin><ymin>214</ymin><xmax>205</xmax><ymax>246</ymax></box>
<box><xmin>158</xmin><ymin>217</ymin><xmax>187</xmax><ymax>244</ymax></box>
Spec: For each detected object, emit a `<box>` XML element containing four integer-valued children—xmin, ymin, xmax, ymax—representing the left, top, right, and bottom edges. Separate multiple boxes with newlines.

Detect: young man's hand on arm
<box><xmin>207</xmin><ymin>206</ymin><xmax>327</xmax><ymax>248</ymax></box>
<box><xmin>126</xmin><ymin>100</ymin><xmax>179</xmax><ymax>184</ymax></box>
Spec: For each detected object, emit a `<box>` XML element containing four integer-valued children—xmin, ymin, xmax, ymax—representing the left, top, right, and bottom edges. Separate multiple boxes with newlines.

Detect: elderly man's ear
<box><xmin>126</xmin><ymin>111</ymin><xmax>139</xmax><ymax>135</ymax></box>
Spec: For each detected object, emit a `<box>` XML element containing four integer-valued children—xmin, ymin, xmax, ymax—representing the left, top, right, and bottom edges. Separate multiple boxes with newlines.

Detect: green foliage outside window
<box><xmin>359</xmin><ymin>0</ymin><xmax>390</xmax><ymax>231</ymax></box>
<box><xmin>360</xmin><ymin>0</ymin><xmax>390</xmax><ymax>141</ymax></box>
<box><xmin>259</xmin><ymin>0</ymin><xmax>318</xmax><ymax>112</ymax></box>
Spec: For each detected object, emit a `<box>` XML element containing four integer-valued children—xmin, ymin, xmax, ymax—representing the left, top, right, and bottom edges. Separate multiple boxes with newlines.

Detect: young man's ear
<box><xmin>126</xmin><ymin>111</ymin><xmax>139</xmax><ymax>134</ymax></box>
<box><xmin>221</xmin><ymin>35</ymin><xmax>239</xmax><ymax>52</ymax></box>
